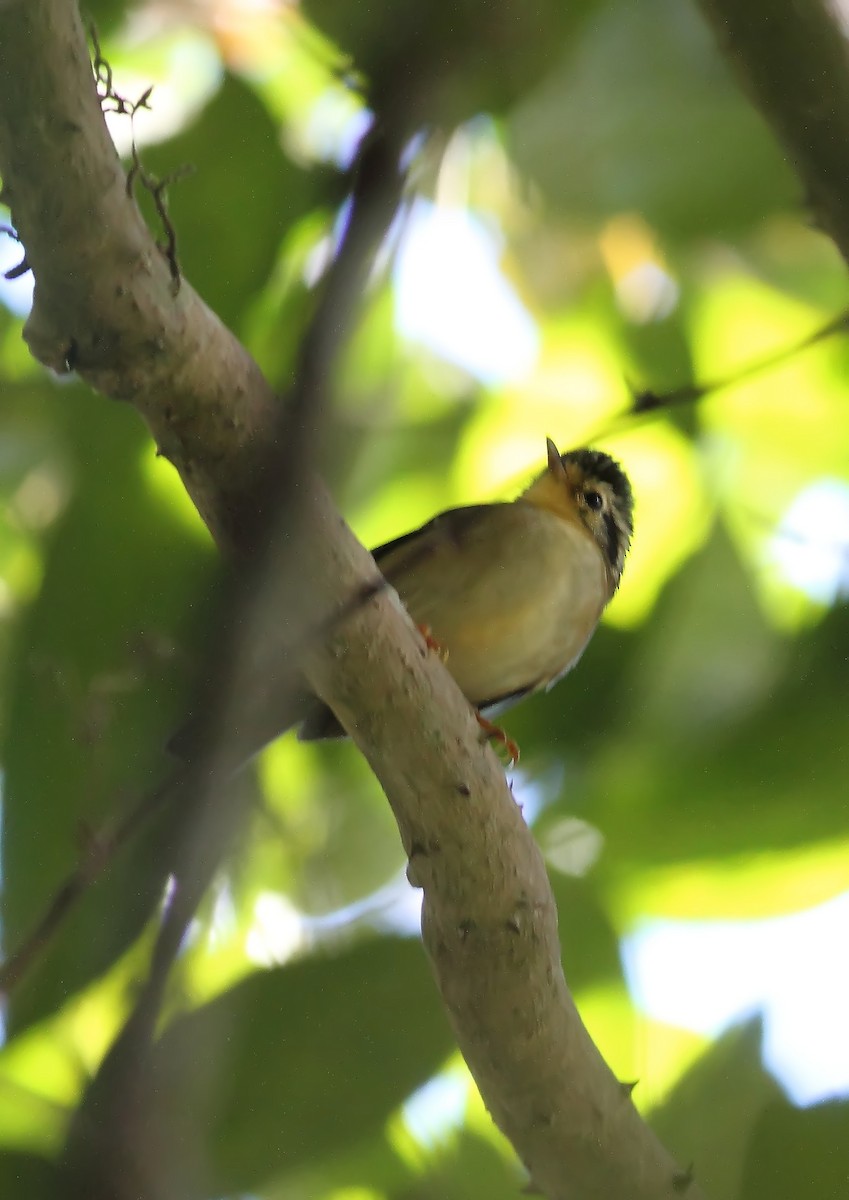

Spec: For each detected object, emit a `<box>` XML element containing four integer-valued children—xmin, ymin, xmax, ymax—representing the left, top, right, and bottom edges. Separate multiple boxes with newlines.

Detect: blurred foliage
<box><xmin>1</xmin><ymin>0</ymin><xmax>849</xmax><ymax>1197</ymax></box>
<box><xmin>739</xmin><ymin>1095</ymin><xmax>849</xmax><ymax>1200</ymax></box>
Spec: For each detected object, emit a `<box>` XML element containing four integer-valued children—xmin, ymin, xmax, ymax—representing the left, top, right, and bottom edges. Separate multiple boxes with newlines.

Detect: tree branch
<box><xmin>0</xmin><ymin>0</ymin><xmax>277</xmax><ymax>547</ymax></box>
<box><xmin>0</xmin><ymin>3</ymin><xmax>703</xmax><ymax>1197</ymax></box>
<box><xmin>695</xmin><ymin>0</ymin><xmax>849</xmax><ymax>267</ymax></box>
<box><xmin>295</xmin><ymin>490</ymin><xmax>702</xmax><ymax>1200</ymax></box>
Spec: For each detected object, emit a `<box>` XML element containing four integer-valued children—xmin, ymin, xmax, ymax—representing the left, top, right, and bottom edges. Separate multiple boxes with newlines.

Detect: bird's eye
<box><xmin>584</xmin><ymin>489</ymin><xmax>603</xmax><ymax>511</ymax></box>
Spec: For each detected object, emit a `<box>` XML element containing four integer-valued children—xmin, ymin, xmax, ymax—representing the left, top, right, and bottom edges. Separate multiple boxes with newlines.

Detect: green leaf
<box><xmin>548</xmin><ymin>873</ymin><xmax>626</xmax><ymax>994</ymax></box>
<box><xmin>141</xmin><ymin>73</ymin><xmax>321</xmax><ymax>337</ymax></box>
<box><xmin>650</xmin><ymin>1019</ymin><xmax>783</xmax><ymax>1200</ymax></box>
<box><xmin>396</xmin><ymin>1129</ymin><xmax>523</xmax><ymax>1200</ymax></box>
<box><xmin>1</xmin><ymin>387</ymin><xmax>215</xmax><ymax>1033</ymax></box>
<box><xmin>304</xmin><ymin>0</ymin><xmax>597</xmax><ymax>124</ymax></box>
<box><xmin>63</xmin><ymin>935</ymin><xmax>455</xmax><ymax>1198</ymax></box>
<box><xmin>739</xmin><ymin>1096</ymin><xmax>849</xmax><ymax>1200</ymax></box>
<box><xmin>509</xmin><ymin>0</ymin><xmax>797</xmax><ymax>239</ymax></box>
<box><xmin>585</xmin><ymin>531</ymin><xmax>849</xmax><ymax>872</ymax></box>
<box><xmin>0</xmin><ymin>1151</ymin><xmax>60</xmax><ymax>1199</ymax></box>
<box><xmin>162</xmin><ymin>935</ymin><xmax>453</xmax><ymax>1193</ymax></box>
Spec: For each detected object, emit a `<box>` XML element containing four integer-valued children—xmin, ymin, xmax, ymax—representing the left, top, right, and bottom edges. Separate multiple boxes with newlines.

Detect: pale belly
<box><xmin>393</xmin><ymin>507</ymin><xmax>608</xmax><ymax>705</ymax></box>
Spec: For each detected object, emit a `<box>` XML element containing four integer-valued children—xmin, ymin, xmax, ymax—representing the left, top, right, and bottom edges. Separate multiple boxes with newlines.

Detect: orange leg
<box><xmin>417</xmin><ymin>623</ymin><xmax>449</xmax><ymax>662</ymax></box>
<box><xmin>415</xmin><ymin>626</ymin><xmax>517</xmax><ymax>763</ymax></box>
<box><xmin>475</xmin><ymin>712</ymin><xmax>520</xmax><ymax>767</ymax></box>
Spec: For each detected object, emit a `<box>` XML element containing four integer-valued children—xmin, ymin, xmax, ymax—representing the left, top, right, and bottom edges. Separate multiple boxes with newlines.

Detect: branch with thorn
<box><xmin>1</xmin><ymin>221</ymin><xmax>29</xmax><ymax>280</ymax></box>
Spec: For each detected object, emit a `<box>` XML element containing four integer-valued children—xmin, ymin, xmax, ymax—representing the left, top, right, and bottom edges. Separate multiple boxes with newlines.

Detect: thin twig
<box><xmin>54</xmin><ymin>122</ymin><xmax>414</xmax><ymax>1196</ymax></box>
<box><xmin>0</xmin><ymin>772</ymin><xmax>178</xmax><ymax>996</ymax></box>
<box><xmin>589</xmin><ymin>306</ymin><xmax>849</xmax><ymax>444</ymax></box>
<box><xmin>0</xmin><ymin>112</ymin><xmax>412</xmax><ymax>1020</ymax></box>
<box><xmin>89</xmin><ymin>20</ymin><xmax>189</xmax><ymax>292</ymax></box>
<box><xmin>0</xmin><ymin>575</ymin><xmax>395</xmax><ymax>999</ymax></box>
<box><xmin>90</xmin><ymin>23</ymin><xmax>152</xmax><ymax>119</ymax></box>
<box><xmin>629</xmin><ymin>306</ymin><xmax>849</xmax><ymax>414</ymax></box>
<box><xmin>136</xmin><ymin>114</ymin><xmax>411</xmax><ymax>1007</ymax></box>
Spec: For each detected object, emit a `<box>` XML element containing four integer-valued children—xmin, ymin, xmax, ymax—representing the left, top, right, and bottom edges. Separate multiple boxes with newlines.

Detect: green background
<box><xmin>1</xmin><ymin>1</ymin><xmax>848</xmax><ymax>1196</ymax></box>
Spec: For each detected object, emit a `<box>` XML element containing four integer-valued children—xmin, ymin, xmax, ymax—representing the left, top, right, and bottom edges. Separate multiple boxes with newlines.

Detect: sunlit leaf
<box><xmin>1</xmin><ymin>388</ymin><xmax>214</xmax><ymax>1034</ymax></box>
<box><xmin>65</xmin><ymin>935</ymin><xmax>454</xmax><ymax>1197</ymax></box>
<box><xmin>510</xmin><ymin>0</ymin><xmax>796</xmax><ymax>238</ymax></box>
<box><xmin>651</xmin><ymin>1019</ymin><xmax>783</xmax><ymax>1200</ymax></box>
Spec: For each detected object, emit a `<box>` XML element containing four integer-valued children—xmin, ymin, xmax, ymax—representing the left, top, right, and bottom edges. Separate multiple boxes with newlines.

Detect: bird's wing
<box><xmin>299</xmin><ymin>507</ymin><xmax>508</xmax><ymax>742</ymax></box>
<box><xmin>373</xmin><ymin>504</ymin><xmax>511</xmax><ymax>619</ymax></box>
<box><xmin>373</xmin><ymin>505</ymin><xmax>500</xmax><ymax>570</ymax></box>
<box><xmin>378</xmin><ymin>502</ymin><xmax>580</xmax><ymax>706</ymax></box>
<box><xmin>302</xmin><ymin>500</ymin><xmax>604</xmax><ymax>738</ymax></box>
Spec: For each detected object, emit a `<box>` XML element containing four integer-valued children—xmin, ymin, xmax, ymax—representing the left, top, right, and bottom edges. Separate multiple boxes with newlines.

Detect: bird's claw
<box><xmin>475</xmin><ymin>712</ymin><xmax>520</xmax><ymax>767</ymax></box>
<box><xmin>418</xmin><ymin>623</ymin><xmax>449</xmax><ymax>662</ymax></box>
<box><xmin>417</xmin><ymin>626</ymin><xmax>517</xmax><ymax>764</ymax></box>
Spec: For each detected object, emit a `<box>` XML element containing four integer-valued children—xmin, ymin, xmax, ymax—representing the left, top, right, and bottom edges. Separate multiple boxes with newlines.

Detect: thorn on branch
<box><xmin>1</xmin><ymin>224</ymin><xmax>29</xmax><ymax>280</ymax></box>
<box><xmin>672</xmin><ymin>1163</ymin><xmax>695</xmax><ymax>1192</ymax></box>
<box><xmin>619</xmin><ymin>1078</ymin><xmax>639</xmax><ymax>1098</ymax></box>
<box><xmin>4</xmin><ymin>254</ymin><xmax>30</xmax><ymax>280</ymax></box>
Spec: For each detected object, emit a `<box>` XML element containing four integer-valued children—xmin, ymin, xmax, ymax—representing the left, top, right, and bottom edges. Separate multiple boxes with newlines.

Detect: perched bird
<box><xmin>299</xmin><ymin>437</ymin><xmax>633</xmax><ymax>754</ymax></box>
<box><xmin>170</xmin><ymin>438</ymin><xmax>633</xmax><ymax>766</ymax></box>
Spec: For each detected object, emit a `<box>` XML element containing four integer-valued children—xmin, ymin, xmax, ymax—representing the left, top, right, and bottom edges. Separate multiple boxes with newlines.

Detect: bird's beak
<box><xmin>546</xmin><ymin>436</ymin><xmax>568</xmax><ymax>482</ymax></box>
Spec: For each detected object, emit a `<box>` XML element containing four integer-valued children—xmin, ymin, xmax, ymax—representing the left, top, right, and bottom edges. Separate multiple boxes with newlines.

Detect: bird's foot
<box><xmin>475</xmin><ymin>712</ymin><xmax>520</xmax><ymax>767</ymax></box>
<box><xmin>417</xmin><ymin>623</ymin><xmax>449</xmax><ymax>662</ymax></box>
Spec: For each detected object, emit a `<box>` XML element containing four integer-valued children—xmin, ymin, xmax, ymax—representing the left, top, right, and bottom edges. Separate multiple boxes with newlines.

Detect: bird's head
<box><xmin>523</xmin><ymin>437</ymin><xmax>634</xmax><ymax>591</ymax></box>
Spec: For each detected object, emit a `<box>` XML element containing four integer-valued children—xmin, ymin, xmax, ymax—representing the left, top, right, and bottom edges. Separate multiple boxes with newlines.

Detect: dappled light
<box><xmin>1</xmin><ymin>0</ymin><xmax>849</xmax><ymax>1197</ymax></box>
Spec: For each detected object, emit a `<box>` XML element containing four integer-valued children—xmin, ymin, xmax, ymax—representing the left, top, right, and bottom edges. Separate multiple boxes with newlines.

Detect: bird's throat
<box><xmin>521</xmin><ymin>471</ymin><xmax>582</xmax><ymax>524</ymax></box>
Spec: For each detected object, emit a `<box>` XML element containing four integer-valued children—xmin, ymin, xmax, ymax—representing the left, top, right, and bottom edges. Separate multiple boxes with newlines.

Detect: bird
<box><xmin>298</xmin><ymin>437</ymin><xmax>633</xmax><ymax>758</ymax></box>
<box><xmin>169</xmin><ymin>438</ymin><xmax>633</xmax><ymax>767</ymax></box>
